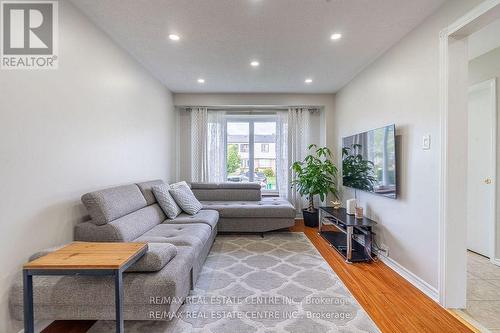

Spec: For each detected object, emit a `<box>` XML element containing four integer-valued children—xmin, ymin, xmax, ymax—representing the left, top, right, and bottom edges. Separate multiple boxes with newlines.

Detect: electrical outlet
<box><xmin>378</xmin><ymin>243</ymin><xmax>389</xmax><ymax>257</ymax></box>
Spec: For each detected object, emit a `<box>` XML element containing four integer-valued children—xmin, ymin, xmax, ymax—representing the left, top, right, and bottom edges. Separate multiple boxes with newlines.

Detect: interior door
<box><xmin>467</xmin><ymin>80</ymin><xmax>496</xmax><ymax>257</ymax></box>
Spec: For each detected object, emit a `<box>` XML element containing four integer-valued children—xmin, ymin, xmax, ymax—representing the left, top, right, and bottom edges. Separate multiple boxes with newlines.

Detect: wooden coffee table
<box><xmin>23</xmin><ymin>242</ymin><xmax>147</xmax><ymax>333</ymax></box>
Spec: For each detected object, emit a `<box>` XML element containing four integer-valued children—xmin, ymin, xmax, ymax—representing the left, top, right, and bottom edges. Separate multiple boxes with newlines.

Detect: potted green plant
<box><xmin>291</xmin><ymin>144</ymin><xmax>339</xmax><ymax>227</ymax></box>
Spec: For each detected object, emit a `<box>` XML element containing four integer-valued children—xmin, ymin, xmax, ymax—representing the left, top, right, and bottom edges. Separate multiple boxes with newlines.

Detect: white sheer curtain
<box><xmin>192</xmin><ymin>106</ymin><xmax>313</xmax><ymax>205</ymax></box>
<box><xmin>276</xmin><ymin>107</ymin><xmax>311</xmax><ymax>211</ymax></box>
<box><xmin>190</xmin><ymin>107</ymin><xmax>208</xmax><ymax>182</ymax></box>
<box><xmin>207</xmin><ymin>111</ymin><xmax>226</xmax><ymax>182</ymax></box>
<box><xmin>276</xmin><ymin>111</ymin><xmax>289</xmax><ymax>198</ymax></box>
<box><xmin>191</xmin><ymin>108</ymin><xmax>226</xmax><ymax>182</ymax></box>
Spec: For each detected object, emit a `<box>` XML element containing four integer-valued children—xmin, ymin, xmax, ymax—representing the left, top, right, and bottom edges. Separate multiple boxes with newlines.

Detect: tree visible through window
<box><xmin>227</xmin><ymin>144</ymin><xmax>241</xmax><ymax>174</ymax></box>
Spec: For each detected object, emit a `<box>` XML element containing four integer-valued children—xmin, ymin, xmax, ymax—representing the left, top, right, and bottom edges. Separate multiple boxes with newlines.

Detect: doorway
<box><xmin>465</xmin><ymin>77</ymin><xmax>499</xmax><ymax>330</ymax></box>
<box><xmin>467</xmin><ymin>79</ymin><xmax>496</xmax><ymax>258</ymax></box>
<box><xmin>440</xmin><ymin>1</ymin><xmax>500</xmax><ymax>330</ymax></box>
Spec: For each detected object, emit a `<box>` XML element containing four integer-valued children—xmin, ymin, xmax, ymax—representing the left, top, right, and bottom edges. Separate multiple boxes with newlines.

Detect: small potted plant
<box><xmin>292</xmin><ymin>144</ymin><xmax>339</xmax><ymax>227</ymax></box>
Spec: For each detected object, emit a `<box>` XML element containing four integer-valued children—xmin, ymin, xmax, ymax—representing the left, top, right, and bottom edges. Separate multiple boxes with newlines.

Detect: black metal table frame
<box><xmin>23</xmin><ymin>247</ymin><xmax>147</xmax><ymax>333</ymax></box>
<box><xmin>318</xmin><ymin>208</ymin><xmax>375</xmax><ymax>263</ymax></box>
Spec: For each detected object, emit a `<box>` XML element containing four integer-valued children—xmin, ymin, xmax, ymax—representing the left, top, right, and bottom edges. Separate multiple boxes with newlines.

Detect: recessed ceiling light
<box><xmin>250</xmin><ymin>61</ymin><xmax>260</xmax><ymax>67</ymax></box>
<box><xmin>197</xmin><ymin>78</ymin><xmax>205</xmax><ymax>83</ymax></box>
<box><xmin>305</xmin><ymin>78</ymin><xmax>313</xmax><ymax>84</ymax></box>
<box><xmin>168</xmin><ymin>34</ymin><xmax>180</xmax><ymax>41</ymax></box>
<box><xmin>330</xmin><ymin>33</ymin><xmax>342</xmax><ymax>40</ymax></box>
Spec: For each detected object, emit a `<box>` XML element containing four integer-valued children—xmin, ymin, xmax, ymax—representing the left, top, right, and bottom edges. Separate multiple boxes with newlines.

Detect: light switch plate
<box><xmin>422</xmin><ymin>135</ymin><xmax>431</xmax><ymax>150</ymax></box>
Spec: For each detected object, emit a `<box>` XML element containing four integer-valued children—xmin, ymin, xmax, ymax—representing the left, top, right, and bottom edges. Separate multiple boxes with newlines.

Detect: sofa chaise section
<box><xmin>190</xmin><ymin>182</ymin><xmax>296</xmax><ymax>232</ymax></box>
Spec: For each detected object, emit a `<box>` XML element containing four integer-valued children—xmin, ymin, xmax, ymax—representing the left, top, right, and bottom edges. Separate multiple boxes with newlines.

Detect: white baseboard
<box><xmin>491</xmin><ymin>258</ymin><xmax>500</xmax><ymax>267</ymax></box>
<box><xmin>378</xmin><ymin>255</ymin><xmax>439</xmax><ymax>302</ymax></box>
<box><xmin>17</xmin><ymin>320</ymin><xmax>52</xmax><ymax>333</ymax></box>
<box><xmin>349</xmin><ymin>234</ymin><xmax>439</xmax><ymax>302</ymax></box>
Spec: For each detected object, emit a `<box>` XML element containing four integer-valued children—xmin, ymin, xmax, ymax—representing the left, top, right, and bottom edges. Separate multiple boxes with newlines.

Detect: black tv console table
<box><xmin>318</xmin><ymin>207</ymin><xmax>377</xmax><ymax>263</ymax></box>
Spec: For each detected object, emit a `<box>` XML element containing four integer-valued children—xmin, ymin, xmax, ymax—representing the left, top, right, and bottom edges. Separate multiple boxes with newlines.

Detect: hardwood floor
<box><xmin>42</xmin><ymin>320</ymin><xmax>95</xmax><ymax>333</ymax></box>
<box><xmin>42</xmin><ymin>221</ymin><xmax>474</xmax><ymax>333</ymax></box>
<box><xmin>291</xmin><ymin>221</ymin><xmax>475</xmax><ymax>333</ymax></box>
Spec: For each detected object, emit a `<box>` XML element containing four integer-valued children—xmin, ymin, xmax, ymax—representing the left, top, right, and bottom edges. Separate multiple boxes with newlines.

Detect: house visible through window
<box><xmin>226</xmin><ymin>115</ymin><xmax>277</xmax><ymax>192</ymax></box>
<box><xmin>240</xmin><ymin>144</ymin><xmax>249</xmax><ymax>153</ymax></box>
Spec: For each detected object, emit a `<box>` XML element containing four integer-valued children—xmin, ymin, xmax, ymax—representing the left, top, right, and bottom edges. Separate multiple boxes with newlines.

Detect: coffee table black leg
<box><xmin>115</xmin><ymin>270</ymin><xmax>124</xmax><ymax>333</ymax></box>
<box><xmin>23</xmin><ymin>270</ymin><xmax>34</xmax><ymax>333</ymax></box>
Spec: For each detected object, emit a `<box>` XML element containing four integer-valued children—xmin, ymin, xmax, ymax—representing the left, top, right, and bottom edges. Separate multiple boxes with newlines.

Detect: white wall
<box><xmin>332</xmin><ymin>0</ymin><xmax>482</xmax><ymax>291</ymax></box>
<box><xmin>0</xmin><ymin>2</ymin><xmax>175</xmax><ymax>332</ymax></box>
<box><xmin>468</xmin><ymin>19</ymin><xmax>500</xmax><ymax>60</ymax></box>
<box><xmin>173</xmin><ymin>93</ymin><xmax>333</xmax><ymax>182</ymax></box>
<box><xmin>469</xmin><ymin>46</ymin><xmax>500</xmax><ymax>259</ymax></box>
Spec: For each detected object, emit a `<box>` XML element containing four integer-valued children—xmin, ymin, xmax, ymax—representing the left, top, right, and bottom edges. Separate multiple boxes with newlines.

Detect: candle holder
<box><xmin>355</xmin><ymin>206</ymin><xmax>364</xmax><ymax>219</ymax></box>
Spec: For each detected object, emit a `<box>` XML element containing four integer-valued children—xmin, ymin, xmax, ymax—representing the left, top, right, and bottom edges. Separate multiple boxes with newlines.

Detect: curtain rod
<box><xmin>178</xmin><ymin>105</ymin><xmax>323</xmax><ymax>111</ymax></box>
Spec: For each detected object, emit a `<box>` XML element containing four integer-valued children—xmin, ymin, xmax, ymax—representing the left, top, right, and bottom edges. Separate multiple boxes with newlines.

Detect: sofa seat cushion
<box><xmin>127</xmin><ymin>243</ymin><xmax>177</xmax><ymax>272</ymax></box>
<box><xmin>134</xmin><ymin>223</ymin><xmax>211</xmax><ymax>257</ymax></box>
<box><xmin>165</xmin><ymin>210</ymin><xmax>218</xmax><ymax>230</ymax></box>
<box><xmin>201</xmin><ymin>197</ymin><xmax>295</xmax><ymax>218</ymax></box>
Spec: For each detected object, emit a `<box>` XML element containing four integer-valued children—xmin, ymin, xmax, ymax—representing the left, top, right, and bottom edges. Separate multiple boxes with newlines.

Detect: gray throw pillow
<box><xmin>169</xmin><ymin>182</ymin><xmax>203</xmax><ymax>215</ymax></box>
<box><xmin>152</xmin><ymin>184</ymin><xmax>182</xmax><ymax>219</ymax></box>
<box><xmin>169</xmin><ymin>181</ymin><xmax>189</xmax><ymax>189</ymax></box>
<box><xmin>127</xmin><ymin>243</ymin><xmax>177</xmax><ymax>272</ymax></box>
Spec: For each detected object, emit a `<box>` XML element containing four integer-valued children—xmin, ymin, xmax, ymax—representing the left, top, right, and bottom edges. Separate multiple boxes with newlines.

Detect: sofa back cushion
<box><xmin>136</xmin><ymin>179</ymin><xmax>165</xmax><ymax>205</ymax></box>
<box><xmin>191</xmin><ymin>182</ymin><xmax>261</xmax><ymax>201</ymax></box>
<box><xmin>81</xmin><ymin>184</ymin><xmax>147</xmax><ymax>225</ymax></box>
<box><xmin>75</xmin><ymin>204</ymin><xmax>166</xmax><ymax>242</ymax></box>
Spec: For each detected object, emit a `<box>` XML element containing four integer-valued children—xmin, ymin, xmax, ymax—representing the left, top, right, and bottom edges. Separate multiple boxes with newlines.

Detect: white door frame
<box><xmin>439</xmin><ymin>0</ymin><xmax>500</xmax><ymax>308</ymax></box>
<box><xmin>468</xmin><ymin>79</ymin><xmax>497</xmax><ymax>259</ymax></box>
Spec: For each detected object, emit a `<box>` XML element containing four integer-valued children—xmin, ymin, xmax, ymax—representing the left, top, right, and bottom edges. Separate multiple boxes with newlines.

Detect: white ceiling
<box><xmin>71</xmin><ymin>0</ymin><xmax>446</xmax><ymax>93</ymax></box>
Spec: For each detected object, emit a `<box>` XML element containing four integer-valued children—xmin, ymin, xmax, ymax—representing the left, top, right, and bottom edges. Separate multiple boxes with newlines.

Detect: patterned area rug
<box><xmin>89</xmin><ymin>233</ymin><xmax>379</xmax><ymax>333</ymax></box>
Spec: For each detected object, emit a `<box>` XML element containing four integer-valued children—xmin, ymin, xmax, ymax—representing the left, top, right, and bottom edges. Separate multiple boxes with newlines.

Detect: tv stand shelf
<box><xmin>318</xmin><ymin>207</ymin><xmax>377</xmax><ymax>263</ymax></box>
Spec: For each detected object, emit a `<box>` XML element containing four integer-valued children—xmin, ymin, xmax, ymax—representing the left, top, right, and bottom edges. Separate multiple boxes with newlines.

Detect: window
<box><xmin>226</xmin><ymin>116</ymin><xmax>277</xmax><ymax>192</ymax></box>
<box><xmin>240</xmin><ymin>144</ymin><xmax>249</xmax><ymax>153</ymax></box>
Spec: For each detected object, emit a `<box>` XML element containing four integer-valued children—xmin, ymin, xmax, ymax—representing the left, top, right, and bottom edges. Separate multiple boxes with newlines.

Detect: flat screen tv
<box><xmin>342</xmin><ymin>124</ymin><xmax>397</xmax><ymax>199</ymax></box>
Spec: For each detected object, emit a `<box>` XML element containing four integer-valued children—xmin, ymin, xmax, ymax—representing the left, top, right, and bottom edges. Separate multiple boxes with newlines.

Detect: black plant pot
<box><xmin>302</xmin><ymin>209</ymin><xmax>319</xmax><ymax>228</ymax></box>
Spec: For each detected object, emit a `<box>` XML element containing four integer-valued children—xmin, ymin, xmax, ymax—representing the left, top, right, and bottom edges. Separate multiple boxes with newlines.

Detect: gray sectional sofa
<box><xmin>9</xmin><ymin>179</ymin><xmax>295</xmax><ymax>322</ymax></box>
